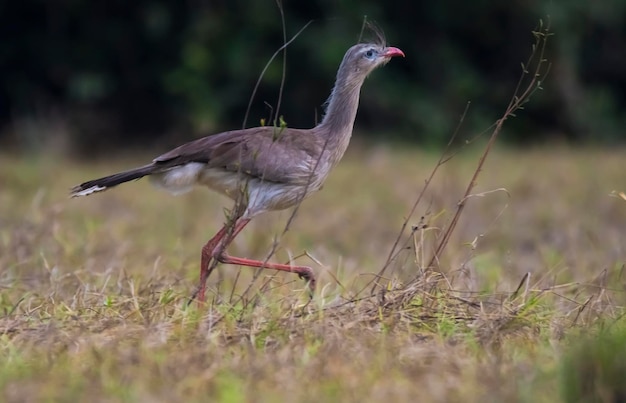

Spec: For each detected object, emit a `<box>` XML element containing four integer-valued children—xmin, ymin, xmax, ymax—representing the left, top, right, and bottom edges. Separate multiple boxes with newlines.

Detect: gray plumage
<box><xmin>71</xmin><ymin>43</ymin><xmax>404</xmax><ymax>218</ymax></box>
<box><xmin>71</xmin><ymin>41</ymin><xmax>404</xmax><ymax>301</ymax></box>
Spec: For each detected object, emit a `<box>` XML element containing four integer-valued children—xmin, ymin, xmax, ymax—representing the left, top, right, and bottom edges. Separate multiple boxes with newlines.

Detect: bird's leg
<box><xmin>194</xmin><ymin>225</ymin><xmax>228</xmax><ymax>303</ymax></box>
<box><xmin>210</xmin><ymin>218</ymin><xmax>316</xmax><ymax>296</ymax></box>
<box><xmin>194</xmin><ymin>216</ymin><xmax>316</xmax><ymax>303</ymax></box>
<box><xmin>193</xmin><ymin>217</ymin><xmax>250</xmax><ymax>303</ymax></box>
<box><xmin>217</xmin><ymin>254</ymin><xmax>316</xmax><ymax>296</ymax></box>
<box><xmin>195</xmin><ymin>228</ymin><xmax>226</xmax><ymax>303</ymax></box>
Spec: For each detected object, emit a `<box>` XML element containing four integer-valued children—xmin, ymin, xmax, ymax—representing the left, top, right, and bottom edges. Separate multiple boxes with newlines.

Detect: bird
<box><xmin>71</xmin><ymin>40</ymin><xmax>404</xmax><ymax>302</ymax></box>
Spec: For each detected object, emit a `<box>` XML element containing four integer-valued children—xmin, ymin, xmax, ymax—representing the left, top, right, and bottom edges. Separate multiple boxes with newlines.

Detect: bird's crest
<box><xmin>359</xmin><ymin>20</ymin><xmax>386</xmax><ymax>48</ymax></box>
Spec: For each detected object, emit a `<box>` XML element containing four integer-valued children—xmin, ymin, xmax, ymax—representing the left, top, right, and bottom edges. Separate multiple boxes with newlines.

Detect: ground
<box><xmin>1</xmin><ymin>144</ymin><xmax>625</xmax><ymax>402</ymax></box>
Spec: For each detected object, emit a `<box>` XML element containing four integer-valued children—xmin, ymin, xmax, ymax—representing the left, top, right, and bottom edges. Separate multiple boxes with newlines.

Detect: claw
<box><xmin>297</xmin><ymin>268</ymin><xmax>316</xmax><ymax>299</ymax></box>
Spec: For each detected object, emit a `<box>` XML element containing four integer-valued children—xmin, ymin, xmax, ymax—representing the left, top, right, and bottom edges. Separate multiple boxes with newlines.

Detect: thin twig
<box><xmin>242</xmin><ymin>20</ymin><xmax>312</xmax><ymax>129</ymax></box>
<box><xmin>272</xmin><ymin>0</ymin><xmax>288</xmax><ymax>126</ymax></box>
<box><xmin>216</xmin><ymin>14</ymin><xmax>317</xmax><ymax>315</ymax></box>
<box><xmin>362</xmin><ymin>102</ymin><xmax>472</xmax><ymax>296</ymax></box>
<box><xmin>425</xmin><ymin>21</ymin><xmax>552</xmax><ymax>275</ymax></box>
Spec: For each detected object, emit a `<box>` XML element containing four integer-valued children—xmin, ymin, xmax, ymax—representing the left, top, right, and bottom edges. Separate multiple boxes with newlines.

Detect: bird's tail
<box><xmin>70</xmin><ymin>164</ymin><xmax>156</xmax><ymax>197</ymax></box>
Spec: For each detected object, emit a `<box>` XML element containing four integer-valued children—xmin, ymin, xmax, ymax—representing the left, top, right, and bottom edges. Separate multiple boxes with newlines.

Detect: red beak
<box><xmin>383</xmin><ymin>47</ymin><xmax>405</xmax><ymax>58</ymax></box>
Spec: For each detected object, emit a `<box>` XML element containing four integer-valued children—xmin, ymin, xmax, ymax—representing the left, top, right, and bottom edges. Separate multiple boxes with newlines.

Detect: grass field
<box><xmin>1</xmin><ymin>144</ymin><xmax>625</xmax><ymax>402</ymax></box>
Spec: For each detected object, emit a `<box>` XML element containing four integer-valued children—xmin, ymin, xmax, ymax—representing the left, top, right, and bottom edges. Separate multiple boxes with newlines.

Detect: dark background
<box><xmin>1</xmin><ymin>0</ymin><xmax>625</xmax><ymax>154</ymax></box>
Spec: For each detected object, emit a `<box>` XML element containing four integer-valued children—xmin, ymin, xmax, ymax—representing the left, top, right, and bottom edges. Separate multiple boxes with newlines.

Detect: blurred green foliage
<box><xmin>1</xmin><ymin>0</ymin><xmax>625</xmax><ymax>152</ymax></box>
<box><xmin>561</xmin><ymin>326</ymin><xmax>626</xmax><ymax>402</ymax></box>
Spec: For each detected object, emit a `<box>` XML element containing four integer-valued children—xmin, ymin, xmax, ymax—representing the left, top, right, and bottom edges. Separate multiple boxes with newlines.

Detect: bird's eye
<box><xmin>364</xmin><ymin>49</ymin><xmax>375</xmax><ymax>59</ymax></box>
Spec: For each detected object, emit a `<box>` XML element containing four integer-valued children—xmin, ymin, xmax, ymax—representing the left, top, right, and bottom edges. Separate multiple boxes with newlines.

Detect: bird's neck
<box><xmin>317</xmin><ymin>76</ymin><xmax>363</xmax><ymax>161</ymax></box>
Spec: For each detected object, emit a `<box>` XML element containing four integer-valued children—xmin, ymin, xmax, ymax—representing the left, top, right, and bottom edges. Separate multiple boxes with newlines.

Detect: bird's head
<box><xmin>337</xmin><ymin>43</ymin><xmax>405</xmax><ymax>86</ymax></box>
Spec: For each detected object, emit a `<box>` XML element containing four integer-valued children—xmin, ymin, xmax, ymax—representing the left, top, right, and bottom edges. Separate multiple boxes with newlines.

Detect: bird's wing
<box><xmin>153</xmin><ymin>127</ymin><xmax>325</xmax><ymax>185</ymax></box>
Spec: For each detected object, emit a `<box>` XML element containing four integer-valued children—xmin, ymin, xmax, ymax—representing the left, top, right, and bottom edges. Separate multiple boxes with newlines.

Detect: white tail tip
<box><xmin>71</xmin><ymin>185</ymin><xmax>107</xmax><ymax>198</ymax></box>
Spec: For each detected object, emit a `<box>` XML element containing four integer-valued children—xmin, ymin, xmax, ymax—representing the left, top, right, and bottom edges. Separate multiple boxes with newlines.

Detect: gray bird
<box><xmin>71</xmin><ymin>41</ymin><xmax>404</xmax><ymax>302</ymax></box>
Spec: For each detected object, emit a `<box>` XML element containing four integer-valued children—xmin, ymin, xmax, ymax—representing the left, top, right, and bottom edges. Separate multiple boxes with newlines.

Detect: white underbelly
<box><xmin>149</xmin><ymin>162</ymin><xmax>206</xmax><ymax>195</ymax></box>
<box><xmin>149</xmin><ymin>163</ymin><xmax>315</xmax><ymax>217</ymax></box>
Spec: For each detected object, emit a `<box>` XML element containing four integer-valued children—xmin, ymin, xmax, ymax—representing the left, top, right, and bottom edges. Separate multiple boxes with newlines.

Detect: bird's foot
<box><xmin>297</xmin><ymin>268</ymin><xmax>316</xmax><ymax>299</ymax></box>
<box><xmin>187</xmin><ymin>287</ymin><xmax>204</xmax><ymax>307</ymax></box>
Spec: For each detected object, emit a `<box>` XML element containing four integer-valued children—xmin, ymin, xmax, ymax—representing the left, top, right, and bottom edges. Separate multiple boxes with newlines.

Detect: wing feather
<box><xmin>153</xmin><ymin>127</ymin><xmax>325</xmax><ymax>186</ymax></box>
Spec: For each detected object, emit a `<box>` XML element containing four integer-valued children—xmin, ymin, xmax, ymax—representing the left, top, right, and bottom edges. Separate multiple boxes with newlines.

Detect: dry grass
<box><xmin>1</xmin><ymin>145</ymin><xmax>625</xmax><ymax>402</ymax></box>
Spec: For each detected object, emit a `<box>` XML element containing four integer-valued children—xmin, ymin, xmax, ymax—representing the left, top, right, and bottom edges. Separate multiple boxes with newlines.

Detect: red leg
<box><xmin>217</xmin><ymin>254</ymin><xmax>316</xmax><ymax>294</ymax></box>
<box><xmin>210</xmin><ymin>217</ymin><xmax>316</xmax><ymax>294</ymax></box>
<box><xmin>195</xmin><ymin>217</ymin><xmax>316</xmax><ymax>304</ymax></box>
<box><xmin>196</xmin><ymin>226</ymin><xmax>228</xmax><ymax>303</ymax></box>
<box><xmin>195</xmin><ymin>218</ymin><xmax>250</xmax><ymax>303</ymax></box>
